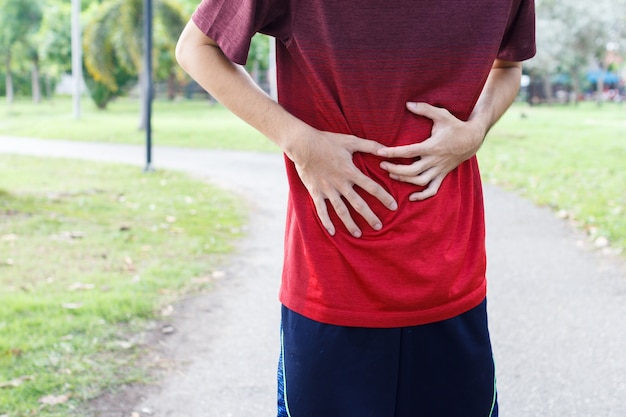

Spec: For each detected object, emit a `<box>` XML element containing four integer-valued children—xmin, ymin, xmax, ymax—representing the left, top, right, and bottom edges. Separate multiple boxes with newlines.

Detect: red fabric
<box><xmin>193</xmin><ymin>0</ymin><xmax>536</xmax><ymax>327</ymax></box>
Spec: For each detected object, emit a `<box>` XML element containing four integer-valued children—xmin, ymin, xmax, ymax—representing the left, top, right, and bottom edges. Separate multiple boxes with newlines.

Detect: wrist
<box><xmin>276</xmin><ymin>119</ymin><xmax>316</xmax><ymax>163</ymax></box>
<box><xmin>465</xmin><ymin>117</ymin><xmax>489</xmax><ymax>150</ymax></box>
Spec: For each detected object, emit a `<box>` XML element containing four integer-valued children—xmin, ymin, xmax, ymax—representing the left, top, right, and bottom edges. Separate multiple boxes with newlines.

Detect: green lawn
<box><xmin>0</xmin><ymin>155</ymin><xmax>245</xmax><ymax>416</ymax></box>
<box><xmin>0</xmin><ymin>96</ymin><xmax>276</xmax><ymax>152</ymax></box>
<box><xmin>480</xmin><ymin>101</ymin><xmax>626</xmax><ymax>252</ymax></box>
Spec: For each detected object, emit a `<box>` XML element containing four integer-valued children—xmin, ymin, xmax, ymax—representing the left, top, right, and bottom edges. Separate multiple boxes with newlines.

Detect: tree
<box><xmin>0</xmin><ymin>0</ymin><xmax>42</xmax><ymax>103</ymax></box>
<box><xmin>83</xmin><ymin>0</ymin><xmax>187</xmax><ymax>117</ymax></box>
<box><xmin>527</xmin><ymin>0</ymin><xmax>626</xmax><ymax>104</ymax></box>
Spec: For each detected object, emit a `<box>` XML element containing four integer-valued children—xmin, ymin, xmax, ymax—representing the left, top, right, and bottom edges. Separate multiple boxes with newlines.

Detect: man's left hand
<box><xmin>377</xmin><ymin>102</ymin><xmax>486</xmax><ymax>201</ymax></box>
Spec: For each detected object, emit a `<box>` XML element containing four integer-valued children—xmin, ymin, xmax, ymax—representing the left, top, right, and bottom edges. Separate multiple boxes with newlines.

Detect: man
<box><xmin>176</xmin><ymin>1</ymin><xmax>535</xmax><ymax>416</ymax></box>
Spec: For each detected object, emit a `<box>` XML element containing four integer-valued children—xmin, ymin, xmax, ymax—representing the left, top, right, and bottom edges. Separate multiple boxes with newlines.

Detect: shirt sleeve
<box><xmin>191</xmin><ymin>0</ymin><xmax>290</xmax><ymax>65</ymax></box>
<box><xmin>497</xmin><ymin>0</ymin><xmax>536</xmax><ymax>62</ymax></box>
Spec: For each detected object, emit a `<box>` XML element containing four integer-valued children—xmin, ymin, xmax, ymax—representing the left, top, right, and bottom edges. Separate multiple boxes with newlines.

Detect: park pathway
<box><xmin>1</xmin><ymin>136</ymin><xmax>625</xmax><ymax>417</ymax></box>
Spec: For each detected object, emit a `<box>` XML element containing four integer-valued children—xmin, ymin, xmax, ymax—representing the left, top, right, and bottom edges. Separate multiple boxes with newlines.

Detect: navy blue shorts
<box><xmin>277</xmin><ymin>299</ymin><xmax>497</xmax><ymax>417</ymax></box>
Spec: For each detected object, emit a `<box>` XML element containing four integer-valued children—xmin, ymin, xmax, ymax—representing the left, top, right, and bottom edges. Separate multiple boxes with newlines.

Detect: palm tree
<box><xmin>83</xmin><ymin>0</ymin><xmax>186</xmax><ymax>122</ymax></box>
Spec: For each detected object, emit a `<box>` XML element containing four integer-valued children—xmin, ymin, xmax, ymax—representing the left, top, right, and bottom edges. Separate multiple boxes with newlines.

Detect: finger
<box><xmin>409</xmin><ymin>175</ymin><xmax>445</xmax><ymax>201</ymax></box>
<box><xmin>311</xmin><ymin>196</ymin><xmax>336</xmax><ymax>236</ymax></box>
<box><xmin>392</xmin><ymin>171</ymin><xmax>435</xmax><ymax>187</ymax></box>
<box><xmin>376</xmin><ymin>142</ymin><xmax>425</xmax><ymax>159</ymax></box>
<box><xmin>328</xmin><ymin>194</ymin><xmax>362</xmax><ymax>238</ymax></box>
<box><xmin>405</xmin><ymin>102</ymin><xmax>450</xmax><ymax>121</ymax></box>
<box><xmin>380</xmin><ymin>160</ymin><xmax>425</xmax><ymax>178</ymax></box>
<box><xmin>346</xmin><ymin>135</ymin><xmax>388</xmax><ymax>156</ymax></box>
<box><xmin>341</xmin><ymin>187</ymin><xmax>383</xmax><ymax>232</ymax></box>
<box><xmin>353</xmin><ymin>171</ymin><xmax>398</xmax><ymax>212</ymax></box>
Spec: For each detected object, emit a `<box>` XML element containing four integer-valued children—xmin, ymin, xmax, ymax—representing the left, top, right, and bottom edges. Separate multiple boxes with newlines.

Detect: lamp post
<box><xmin>143</xmin><ymin>0</ymin><xmax>154</xmax><ymax>171</ymax></box>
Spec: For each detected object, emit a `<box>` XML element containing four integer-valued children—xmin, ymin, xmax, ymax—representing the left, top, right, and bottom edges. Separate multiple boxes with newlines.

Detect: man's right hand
<box><xmin>286</xmin><ymin>127</ymin><xmax>398</xmax><ymax>238</ymax></box>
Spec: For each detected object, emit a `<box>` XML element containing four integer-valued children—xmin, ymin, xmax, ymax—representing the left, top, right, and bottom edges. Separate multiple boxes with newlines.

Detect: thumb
<box><xmin>347</xmin><ymin>135</ymin><xmax>386</xmax><ymax>155</ymax></box>
<box><xmin>406</xmin><ymin>102</ymin><xmax>448</xmax><ymax>121</ymax></box>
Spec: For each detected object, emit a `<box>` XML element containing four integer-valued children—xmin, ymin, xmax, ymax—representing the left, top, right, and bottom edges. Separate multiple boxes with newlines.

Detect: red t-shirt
<box><xmin>193</xmin><ymin>0</ymin><xmax>536</xmax><ymax>327</ymax></box>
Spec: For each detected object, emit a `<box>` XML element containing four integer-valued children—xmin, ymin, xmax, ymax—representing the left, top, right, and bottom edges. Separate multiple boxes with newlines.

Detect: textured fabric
<box><xmin>193</xmin><ymin>1</ymin><xmax>536</xmax><ymax>327</ymax></box>
<box><xmin>278</xmin><ymin>300</ymin><xmax>498</xmax><ymax>417</ymax></box>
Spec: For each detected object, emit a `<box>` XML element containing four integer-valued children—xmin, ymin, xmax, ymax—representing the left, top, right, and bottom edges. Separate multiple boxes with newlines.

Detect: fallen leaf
<box><xmin>115</xmin><ymin>340</ymin><xmax>135</xmax><ymax>350</ymax></box>
<box><xmin>67</xmin><ymin>282</ymin><xmax>95</xmax><ymax>291</ymax></box>
<box><xmin>594</xmin><ymin>236</ymin><xmax>609</xmax><ymax>248</ymax></box>
<box><xmin>1</xmin><ymin>234</ymin><xmax>17</xmax><ymax>242</ymax></box>
<box><xmin>191</xmin><ymin>276</ymin><xmax>212</xmax><ymax>284</ymax></box>
<box><xmin>161</xmin><ymin>305</ymin><xmax>174</xmax><ymax>317</ymax></box>
<box><xmin>66</xmin><ymin>231</ymin><xmax>85</xmax><ymax>239</ymax></box>
<box><xmin>124</xmin><ymin>256</ymin><xmax>136</xmax><ymax>272</ymax></box>
<box><xmin>212</xmin><ymin>271</ymin><xmax>226</xmax><ymax>279</ymax></box>
<box><xmin>39</xmin><ymin>394</ymin><xmax>70</xmax><ymax>405</ymax></box>
<box><xmin>161</xmin><ymin>324</ymin><xmax>175</xmax><ymax>335</ymax></box>
<box><xmin>0</xmin><ymin>375</ymin><xmax>34</xmax><ymax>388</ymax></box>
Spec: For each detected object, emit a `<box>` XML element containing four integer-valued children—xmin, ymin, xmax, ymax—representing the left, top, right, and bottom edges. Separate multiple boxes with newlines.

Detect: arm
<box><xmin>175</xmin><ymin>21</ymin><xmax>397</xmax><ymax>238</ymax></box>
<box><xmin>378</xmin><ymin>59</ymin><xmax>523</xmax><ymax>200</ymax></box>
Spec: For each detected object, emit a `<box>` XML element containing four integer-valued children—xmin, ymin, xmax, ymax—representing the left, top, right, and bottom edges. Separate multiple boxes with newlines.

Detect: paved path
<box><xmin>1</xmin><ymin>136</ymin><xmax>625</xmax><ymax>417</ymax></box>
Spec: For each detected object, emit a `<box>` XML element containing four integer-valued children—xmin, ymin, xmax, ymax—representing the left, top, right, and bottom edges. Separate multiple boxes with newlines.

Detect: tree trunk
<box><xmin>5</xmin><ymin>52</ymin><xmax>13</xmax><ymax>104</ymax></box>
<box><xmin>570</xmin><ymin>68</ymin><xmax>581</xmax><ymax>105</ymax></box>
<box><xmin>167</xmin><ymin>71</ymin><xmax>176</xmax><ymax>100</ymax></box>
<box><xmin>542</xmin><ymin>73</ymin><xmax>553</xmax><ymax>104</ymax></box>
<box><xmin>31</xmin><ymin>57</ymin><xmax>42</xmax><ymax>104</ymax></box>
<box><xmin>596</xmin><ymin>74</ymin><xmax>605</xmax><ymax>107</ymax></box>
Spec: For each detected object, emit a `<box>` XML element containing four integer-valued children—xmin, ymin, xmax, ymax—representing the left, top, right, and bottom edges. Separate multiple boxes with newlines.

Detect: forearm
<box><xmin>467</xmin><ymin>60</ymin><xmax>522</xmax><ymax>142</ymax></box>
<box><xmin>175</xmin><ymin>21</ymin><xmax>307</xmax><ymax>157</ymax></box>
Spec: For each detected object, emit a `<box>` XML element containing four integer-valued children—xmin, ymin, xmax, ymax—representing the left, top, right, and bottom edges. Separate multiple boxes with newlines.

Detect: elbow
<box><xmin>175</xmin><ymin>37</ymin><xmax>190</xmax><ymax>71</ymax></box>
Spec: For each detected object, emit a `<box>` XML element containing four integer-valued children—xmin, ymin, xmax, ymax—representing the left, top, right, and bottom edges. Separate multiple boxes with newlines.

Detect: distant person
<box><xmin>176</xmin><ymin>1</ymin><xmax>536</xmax><ymax>416</ymax></box>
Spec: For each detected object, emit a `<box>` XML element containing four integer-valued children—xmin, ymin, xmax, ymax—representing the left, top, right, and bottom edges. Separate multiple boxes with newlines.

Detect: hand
<box><xmin>288</xmin><ymin>127</ymin><xmax>398</xmax><ymax>238</ymax></box>
<box><xmin>377</xmin><ymin>102</ymin><xmax>486</xmax><ymax>201</ymax></box>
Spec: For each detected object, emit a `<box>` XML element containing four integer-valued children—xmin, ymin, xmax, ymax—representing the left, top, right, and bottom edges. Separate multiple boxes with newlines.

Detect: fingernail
<box><xmin>353</xmin><ymin>230</ymin><xmax>362</xmax><ymax>238</ymax></box>
<box><xmin>377</xmin><ymin>148</ymin><xmax>388</xmax><ymax>157</ymax></box>
<box><xmin>373</xmin><ymin>222</ymin><xmax>382</xmax><ymax>231</ymax></box>
<box><xmin>380</xmin><ymin>162</ymin><xmax>388</xmax><ymax>170</ymax></box>
<box><xmin>406</xmin><ymin>102</ymin><xmax>417</xmax><ymax>109</ymax></box>
<box><xmin>389</xmin><ymin>202</ymin><xmax>398</xmax><ymax>210</ymax></box>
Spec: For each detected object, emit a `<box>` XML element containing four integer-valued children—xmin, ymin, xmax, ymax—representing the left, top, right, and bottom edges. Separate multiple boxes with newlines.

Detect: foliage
<box><xmin>527</xmin><ymin>0</ymin><xmax>626</xmax><ymax>99</ymax></box>
<box><xmin>0</xmin><ymin>0</ymin><xmax>43</xmax><ymax>102</ymax></box>
<box><xmin>82</xmin><ymin>0</ymin><xmax>188</xmax><ymax>107</ymax></box>
<box><xmin>0</xmin><ymin>154</ymin><xmax>245</xmax><ymax>415</ymax></box>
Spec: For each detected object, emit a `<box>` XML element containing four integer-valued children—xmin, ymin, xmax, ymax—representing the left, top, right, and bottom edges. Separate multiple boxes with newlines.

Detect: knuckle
<box><xmin>333</xmin><ymin>204</ymin><xmax>348</xmax><ymax>217</ymax></box>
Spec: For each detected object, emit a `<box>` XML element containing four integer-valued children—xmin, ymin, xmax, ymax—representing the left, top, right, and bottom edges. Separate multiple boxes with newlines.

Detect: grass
<box><xmin>479</xmin><ymin>101</ymin><xmax>626</xmax><ymax>252</ymax></box>
<box><xmin>0</xmin><ymin>155</ymin><xmax>245</xmax><ymax>416</ymax></box>
<box><xmin>0</xmin><ymin>96</ymin><xmax>276</xmax><ymax>152</ymax></box>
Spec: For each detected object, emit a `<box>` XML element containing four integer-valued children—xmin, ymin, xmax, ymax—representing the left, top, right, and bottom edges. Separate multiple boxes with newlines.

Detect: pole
<box><xmin>71</xmin><ymin>0</ymin><xmax>82</xmax><ymax>119</ymax></box>
<box><xmin>143</xmin><ymin>0</ymin><xmax>154</xmax><ymax>171</ymax></box>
